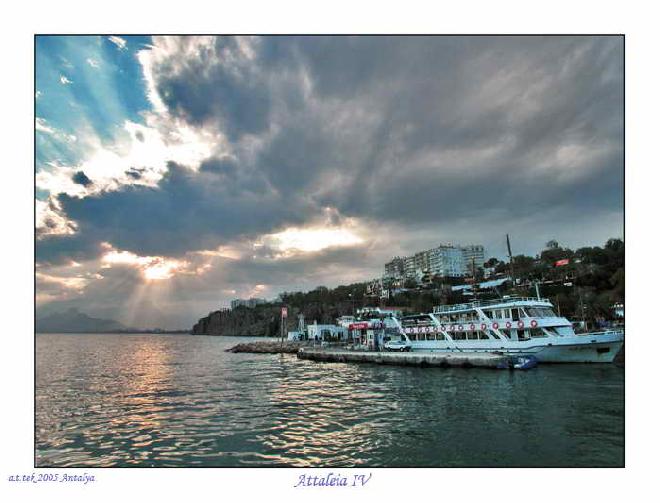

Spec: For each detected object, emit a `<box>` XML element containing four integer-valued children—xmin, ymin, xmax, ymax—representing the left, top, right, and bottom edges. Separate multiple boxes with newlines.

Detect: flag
<box><xmin>555</xmin><ymin>259</ymin><xmax>570</xmax><ymax>267</ymax></box>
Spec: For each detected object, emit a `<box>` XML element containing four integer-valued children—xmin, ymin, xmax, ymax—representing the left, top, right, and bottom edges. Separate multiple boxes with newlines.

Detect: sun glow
<box><xmin>101</xmin><ymin>248</ymin><xmax>189</xmax><ymax>281</ymax></box>
<box><xmin>256</xmin><ymin>225</ymin><xmax>364</xmax><ymax>256</ymax></box>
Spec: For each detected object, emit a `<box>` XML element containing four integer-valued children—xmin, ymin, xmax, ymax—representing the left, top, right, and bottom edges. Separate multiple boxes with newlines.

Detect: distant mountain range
<box><xmin>36</xmin><ymin>308</ymin><xmax>129</xmax><ymax>333</ymax></box>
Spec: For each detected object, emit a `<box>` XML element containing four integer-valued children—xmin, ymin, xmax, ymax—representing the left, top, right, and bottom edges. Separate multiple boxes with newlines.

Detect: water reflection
<box><xmin>36</xmin><ymin>334</ymin><xmax>624</xmax><ymax>467</ymax></box>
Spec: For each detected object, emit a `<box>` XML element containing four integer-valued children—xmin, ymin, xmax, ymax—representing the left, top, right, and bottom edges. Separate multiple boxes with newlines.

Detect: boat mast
<box><xmin>506</xmin><ymin>233</ymin><xmax>516</xmax><ymax>291</ymax></box>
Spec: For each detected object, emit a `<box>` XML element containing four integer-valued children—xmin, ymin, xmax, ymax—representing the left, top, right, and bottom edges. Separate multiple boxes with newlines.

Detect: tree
<box><xmin>403</xmin><ymin>278</ymin><xmax>417</xmax><ymax>289</ymax></box>
<box><xmin>484</xmin><ymin>257</ymin><xmax>499</xmax><ymax>268</ymax></box>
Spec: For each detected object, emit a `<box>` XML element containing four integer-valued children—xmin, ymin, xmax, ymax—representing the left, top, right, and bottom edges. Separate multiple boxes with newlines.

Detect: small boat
<box><xmin>497</xmin><ymin>355</ymin><xmax>538</xmax><ymax>370</ymax></box>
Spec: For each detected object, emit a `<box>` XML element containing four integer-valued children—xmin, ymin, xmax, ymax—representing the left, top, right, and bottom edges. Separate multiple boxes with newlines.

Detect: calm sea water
<box><xmin>36</xmin><ymin>334</ymin><xmax>624</xmax><ymax>467</ymax></box>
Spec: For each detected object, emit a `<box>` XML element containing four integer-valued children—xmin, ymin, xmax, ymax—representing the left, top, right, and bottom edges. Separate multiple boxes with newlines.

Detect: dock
<box><xmin>297</xmin><ymin>348</ymin><xmax>507</xmax><ymax>368</ymax></box>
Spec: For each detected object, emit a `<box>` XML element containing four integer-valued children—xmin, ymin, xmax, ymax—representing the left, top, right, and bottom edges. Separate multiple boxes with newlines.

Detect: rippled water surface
<box><xmin>36</xmin><ymin>334</ymin><xmax>624</xmax><ymax>467</ymax></box>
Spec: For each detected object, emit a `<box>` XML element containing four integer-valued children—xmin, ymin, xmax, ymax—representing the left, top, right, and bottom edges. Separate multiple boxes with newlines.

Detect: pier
<box><xmin>297</xmin><ymin>348</ymin><xmax>507</xmax><ymax>368</ymax></box>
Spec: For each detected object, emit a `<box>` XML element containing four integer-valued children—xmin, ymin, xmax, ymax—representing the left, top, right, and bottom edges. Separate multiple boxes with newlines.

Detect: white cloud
<box><xmin>35</xmin><ymin>116</ymin><xmax>217</xmax><ymax>199</ymax></box>
<box><xmin>86</xmin><ymin>58</ymin><xmax>100</xmax><ymax>68</ymax></box>
<box><xmin>35</xmin><ymin>117</ymin><xmax>77</xmax><ymax>143</ymax></box>
<box><xmin>36</xmin><ymin>197</ymin><xmax>79</xmax><ymax>238</ymax></box>
<box><xmin>59</xmin><ymin>75</ymin><xmax>73</xmax><ymax>85</ymax></box>
<box><xmin>108</xmin><ymin>36</ymin><xmax>127</xmax><ymax>50</ymax></box>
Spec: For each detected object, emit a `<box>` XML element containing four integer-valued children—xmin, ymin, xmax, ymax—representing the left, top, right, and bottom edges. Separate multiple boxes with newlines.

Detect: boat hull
<box><xmin>408</xmin><ymin>331</ymin><xmax>624</xmax><ymax>363</ymax></box>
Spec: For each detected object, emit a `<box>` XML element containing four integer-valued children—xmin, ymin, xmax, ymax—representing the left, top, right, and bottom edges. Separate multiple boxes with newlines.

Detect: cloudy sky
<box><xmin>35</xmin><ymin>35</ymin><xmax>623</xmax><ymax>329</ymax></box>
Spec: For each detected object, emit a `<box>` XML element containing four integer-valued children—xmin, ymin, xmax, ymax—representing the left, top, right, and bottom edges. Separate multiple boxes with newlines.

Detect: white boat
<box><xmin>392</xmin><ymin>296</ymin><xmax>624</xmax><ymax>363</ymax></box>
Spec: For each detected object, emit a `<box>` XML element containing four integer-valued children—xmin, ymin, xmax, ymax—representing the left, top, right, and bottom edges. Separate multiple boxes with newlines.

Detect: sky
<box><xmin>35</xmin><ymin>35</ymin><xmax>624</xmax><ymax>329</ymax></box>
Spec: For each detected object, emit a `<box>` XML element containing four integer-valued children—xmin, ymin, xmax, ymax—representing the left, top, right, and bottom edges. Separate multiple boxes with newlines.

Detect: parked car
<box><xmin>384</xmin><ymin>339</ymin><xmax>412</xmax><ymax>352</ymax></box>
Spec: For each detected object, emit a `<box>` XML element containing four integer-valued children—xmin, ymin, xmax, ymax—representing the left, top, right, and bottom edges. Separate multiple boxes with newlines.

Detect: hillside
<box><xmin>36</xmin><ymin>308</ymin><xmax>128</xmax><ymax>333</ymax></box>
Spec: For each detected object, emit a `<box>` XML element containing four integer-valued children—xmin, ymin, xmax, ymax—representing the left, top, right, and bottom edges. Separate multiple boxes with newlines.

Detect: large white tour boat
<box><xmin>393</xmin><ymin>296</ymin><xmax>624</xmax><ymax>363</ymax></box>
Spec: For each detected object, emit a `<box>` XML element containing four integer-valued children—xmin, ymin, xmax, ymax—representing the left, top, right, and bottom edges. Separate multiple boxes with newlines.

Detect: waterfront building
<box><xmin>230</xmin><ymin>297</ymin><xmax>267</xmax><ymax>309</ymax></box>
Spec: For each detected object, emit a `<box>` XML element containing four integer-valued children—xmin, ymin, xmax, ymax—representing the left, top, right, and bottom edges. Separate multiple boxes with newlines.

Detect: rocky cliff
<box><xmin>191</xmin><ymin>303</ymin><xmax>348</xmax><ymax>336</ymax></box>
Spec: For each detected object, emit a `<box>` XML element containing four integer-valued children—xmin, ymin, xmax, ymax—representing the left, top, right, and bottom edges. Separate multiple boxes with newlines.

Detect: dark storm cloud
<box><xmin>72</xmin><ymin>170</ymin><xmax>93</xmax><ymax>187</ymax></box>
<box><xmin>147</xmin><ymin>35</ymin><xmax>621</xmax><ymax>230</ymax></box>
<box><xmin>48</xmin><ymin>161</ymin><xmax>315</xmax><ymax>260</ymax></box>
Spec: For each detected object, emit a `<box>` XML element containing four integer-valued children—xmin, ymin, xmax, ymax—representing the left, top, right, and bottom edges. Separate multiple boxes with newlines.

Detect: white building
<box><xmin>230</xmin><ymin>297</ymin><xmax>267</xmax><ymax>309</ymax></box>
<box><xmin>385</xmin><ymin>243</ymin><xmax>486</xmax><ymax>281</ymax></box>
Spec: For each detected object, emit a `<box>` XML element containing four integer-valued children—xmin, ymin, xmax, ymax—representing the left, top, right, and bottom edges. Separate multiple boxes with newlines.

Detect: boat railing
<box><xmin>432</xmin><ymin>296</ymin><xmax>551</xmax><ymax>314</ymax></box>
<box><xmin>577</xmin><ymin>329</ymin><xmax>625</xmax><ymax>337</ymax></box>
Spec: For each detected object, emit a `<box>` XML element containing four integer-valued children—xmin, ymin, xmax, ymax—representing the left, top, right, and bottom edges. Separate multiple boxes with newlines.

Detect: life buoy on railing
<box><xmin>458</xmin><ymin>324</ymin><xmax>464</xmax><ymax>331</ymax></box>
<box><xmin>517</xmin><ymin>320</ymin><xmax>525</xmax><ymax>329</ymax></box>
<box><xmin>441</xmin><ymin>324</ymin><xmax>446</xmax><ymax>331</ymax></box>
<box><xmin>531</xmin><ymin>319</ymin><xmax>538</xmax><ymax>328</ymax></box>
<box><xmin>480</xmin><ymin>323</ymin><xmax>487</xmax><ymax>331</ymax></box>
<box><xmin>505</xmin><ymin>321</ymin><xmax>512</xmax><ymax>329</ymax></box>
<box><xmin>469</xmin><ymin>323</ymin><xmax>475</xmax><ymax>330</ymax></box>
<box><xmin>492</xmin><ymin>322</ymin><xmax>500</xmax><ymax>330</ymax></box>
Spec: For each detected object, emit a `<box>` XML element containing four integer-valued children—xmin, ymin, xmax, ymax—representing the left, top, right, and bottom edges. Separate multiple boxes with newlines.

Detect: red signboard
<box><xmin>348</xmin><ymin>322</ymin><xmax>370</xmax><ymax>330</ymax></box>
<box><xmin>555</xmin><ymin>259</ymin><xmax>570</xmax><ymax>267</ymax></box>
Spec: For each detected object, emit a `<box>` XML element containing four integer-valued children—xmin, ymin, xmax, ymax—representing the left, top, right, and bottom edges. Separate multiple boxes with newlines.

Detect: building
<box><xmin>230</xmin><ymin>297</ymin><xmax>267</xmax><ymax>309</ymax></box>
<box><xmin>384</xmin><ymin>256</ymin><xmax>405</xmax><ymax>280</ymax></box>
<box><xmin>384</xmin><ymin>243</ymin><xmax>486</xmax><ymax>282</ymax></box>
<box><xmin>429</xmin><ymin>245</ymin><xmax>464</xmax><ymax>278</ymax></box>
<box><xmin>461</xmin><ymin>245</ymin><xmax>485</xmax><ymax>276</ymax></box>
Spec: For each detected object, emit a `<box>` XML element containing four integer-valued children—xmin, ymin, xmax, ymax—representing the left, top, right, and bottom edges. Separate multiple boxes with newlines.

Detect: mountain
<box><xmin>36</xmin><ymin>308</ymin><xmax>129</xmax><ymax>333</ymax></box>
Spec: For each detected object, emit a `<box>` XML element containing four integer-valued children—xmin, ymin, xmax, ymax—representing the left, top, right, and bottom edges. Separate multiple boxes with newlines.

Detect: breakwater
<box><xmin>226</xmin><ymin>340</ymin><xmax>308</xmax><ymax>354</ymax></box>
<box><xmin>298</xmin><ymin>348</ymin><xmax>506</xmax><ymax>368</ymax></box>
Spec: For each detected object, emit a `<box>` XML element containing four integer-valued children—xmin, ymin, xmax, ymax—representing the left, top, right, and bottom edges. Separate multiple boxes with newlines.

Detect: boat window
<box><xmin>453</xmin><ymin>333</ymin><xmax>467</xmax><ymax>340</ymax></box>
<box><xmin>518</xmin><ymin>329</ymin><xmax>529</xmax><ymax>341</ymax></box>
<box><xmin>478</xmin><ymin>332</ymin><xmax>490</xmax><ymax>340</ymax></box>
<box><xmin>512</xmin><ymin>309</ymin><xmax>520</xmax><ymax>321</ymax></box>
<box><xmin>467</xmin><ymin>331</ymin><xmax>478</xmax><ymax>340</ymax></box>
<box><xmin>526</xmin><ymin>307</ymin><xmax>557</xmax><ymax>318</ymax></box>
<box><xmin>518</xmin><ymin>307</ymin><xmax>528</xmax><ymax>317</ymax></box>
<box><xmin>530</xmin><ymin>328</ymin><xmax>546</xmax><ymax>338</ymax></box>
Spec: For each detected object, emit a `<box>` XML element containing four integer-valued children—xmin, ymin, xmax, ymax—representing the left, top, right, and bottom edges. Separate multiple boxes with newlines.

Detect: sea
<box><xmin>36</xmin><ymin>333</ymin><xmax>624</xmax><ymax>467</ymax></box>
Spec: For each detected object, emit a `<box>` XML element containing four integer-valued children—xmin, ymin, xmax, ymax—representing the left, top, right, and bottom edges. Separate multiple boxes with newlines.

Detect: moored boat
<box><xmin>391</xmin><ymin>296</ymin><xmax>624</xmax><ymax>363</ymax></box>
